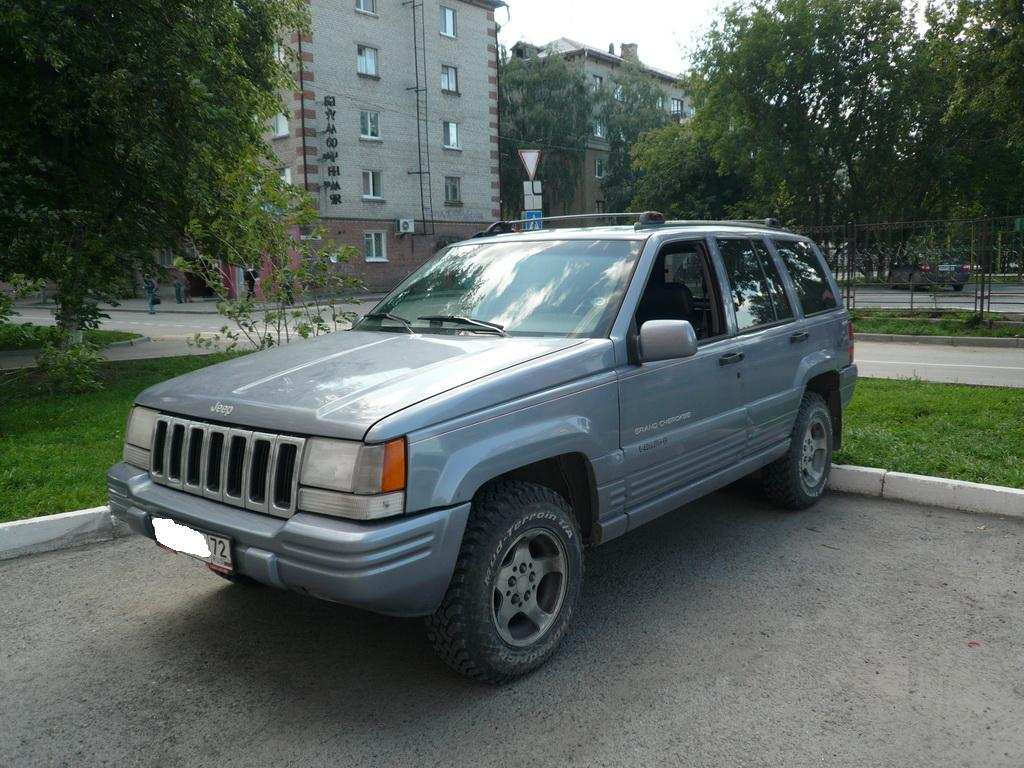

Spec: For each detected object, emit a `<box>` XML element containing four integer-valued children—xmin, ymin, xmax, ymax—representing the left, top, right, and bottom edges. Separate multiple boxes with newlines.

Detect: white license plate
<box><xmin>938</xmin><ymin>264</ymin><xmax>957</xmax><ymax>272</ymax></box>
<box><xmin>152</xmin><ymin>517</ymin><xmax>233</xmax><ymax>571</ymax></box>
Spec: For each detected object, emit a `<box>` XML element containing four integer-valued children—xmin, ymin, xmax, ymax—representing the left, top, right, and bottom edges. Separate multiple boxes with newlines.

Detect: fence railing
<box><xmin>797</xmin><ymin>216</ymin><xmax>1024</xmax><ymax>317</ymax></box>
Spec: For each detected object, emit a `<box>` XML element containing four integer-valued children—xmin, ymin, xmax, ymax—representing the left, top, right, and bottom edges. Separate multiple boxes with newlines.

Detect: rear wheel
<box><xmin>426</xmin><ymin>480</ymin><xmax>583</xmax><ymax>684</ymax></box>
<box><xmin>952</xmin><ymin>284</ymin><xmax>965</xmax><ymax>292</ymax></box>
<box><xmin>762</xmin><ymin>392</ymin><xmax>833</xmax><ymax>510</ymax></box>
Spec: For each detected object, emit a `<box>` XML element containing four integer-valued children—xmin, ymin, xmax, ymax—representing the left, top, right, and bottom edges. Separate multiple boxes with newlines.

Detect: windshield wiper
<box><xmin>362</xmin><ymin>312</ymin><xmax>414</xmax><ymax>333</ymax></box>
<box><xmin>417</xmin><ymin>315</ymin><xmax>507</xmax><ymax>336</ymax></box>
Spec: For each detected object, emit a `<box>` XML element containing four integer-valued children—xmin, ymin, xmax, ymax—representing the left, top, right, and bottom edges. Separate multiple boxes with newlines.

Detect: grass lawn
<box><xmin>1</xmin><ymin>357</ymin><xmax>1022</xmax><ymax>523</ymax></box>
<box><xmin>835</xmin><ymin>378</ymin><xmax>1024</xmax><ymax>489</ymax></box>
<box><xmin>852</xmin><ymin>309</ymin><xmax>1023</xmax><ymax>338</ymax></box>
<box><xmin>0</xmin><ymin>323</ymin><xmax>141</xmax><ymax>351</ymax></box>
<box><xmin>0</xmin><ymin>354</ymin><xmax>237</xmax><ymax>523</ymax></box>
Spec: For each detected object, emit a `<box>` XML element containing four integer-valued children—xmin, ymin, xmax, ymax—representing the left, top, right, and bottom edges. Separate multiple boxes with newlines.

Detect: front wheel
<box><xmin>762</xmin><ymin>392</ymin><xmax>833</xmax><ymax>510</ymax></box>
<box><xmin>426</xmin><ymin>480</ymin><xmax>583</xmax><ymax>684</ymax></box>
<box><xmin>952</xmin><ymin>283</ymin><xmax>965</xmax><ymax>292</ymax></box>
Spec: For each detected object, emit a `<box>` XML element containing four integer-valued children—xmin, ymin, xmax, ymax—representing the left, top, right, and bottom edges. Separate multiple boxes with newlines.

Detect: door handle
<box><xmin>790</xmin><ymin>331</ymin><xmax>810</xmax><ymax>344</ymax></box>
<box><xmin>718</xmin><ymin>351</ymin><xmax>745</xmax><ymax>366</ymax></box>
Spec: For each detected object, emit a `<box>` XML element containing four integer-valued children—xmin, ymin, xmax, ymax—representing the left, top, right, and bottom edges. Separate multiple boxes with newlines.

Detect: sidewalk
<box><xmin>0</xmin><ymin>337</ymin><xmax>228</xmax><ymax>371</ymax></box>
<box><xmin>19</xmin><ymin>294</ymin><xmax>385</xmax><ymax>316</ymax></box>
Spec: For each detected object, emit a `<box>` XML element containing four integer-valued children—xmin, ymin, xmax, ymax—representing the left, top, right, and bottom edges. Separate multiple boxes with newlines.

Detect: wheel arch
<box><xmin>804</xmin><ymin>370</ymin><xmax>842</xmax><ymax>450</ymax></box>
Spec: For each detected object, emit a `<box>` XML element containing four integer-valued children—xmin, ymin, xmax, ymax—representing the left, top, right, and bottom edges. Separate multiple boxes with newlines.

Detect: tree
<box><xmin>630</xmin><ymin>122</ymin><xmax>744</xmax><ymax>218</ymax></box>
<box><xmin>0</xmin><ymin>0</ymin><xmax>309</xmax><ymax>342</ymax></box>
<box><xmin>594</xmin><ymin>62</ymin><xmax>670</xmax><ymax>212</ymax></box>
<box><xmin>690</xmin><ymin>0</ymin><xmax>924</xmax><ymax>225</ymax></box>
<box><xmin>498</xmin><ymin>52</ymin><xmax>592</xmax><ymax>217</ymax></box>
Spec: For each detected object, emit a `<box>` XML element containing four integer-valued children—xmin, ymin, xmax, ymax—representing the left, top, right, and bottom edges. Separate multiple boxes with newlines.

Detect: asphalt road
<box><xmin>857</xmin><ymin>341</ymin><xmax>1024</xmax><ymax>387</ymax></box>
<box><xmin>3</xmin><ymin>491</ymin><xmax>1022</xmax><ymax>767</ymax></box>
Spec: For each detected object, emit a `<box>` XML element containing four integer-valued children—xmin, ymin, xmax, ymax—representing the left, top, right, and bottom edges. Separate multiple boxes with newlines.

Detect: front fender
<box><xmin>404</xmin><ymin>380</ymin><xmax>620</xmax><ymax>513</ymax></box>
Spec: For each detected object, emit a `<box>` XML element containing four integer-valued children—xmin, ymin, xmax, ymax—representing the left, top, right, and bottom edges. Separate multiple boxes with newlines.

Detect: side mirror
<box><xmin>639</xmin><ymin>320</ymin><xmax>698</xmax><ymax>363</ymax></box>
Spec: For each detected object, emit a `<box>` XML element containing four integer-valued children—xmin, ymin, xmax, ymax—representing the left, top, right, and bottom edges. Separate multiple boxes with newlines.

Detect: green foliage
<box><xmin>498</xmin><ymin>53</ymin><xmax>592</xmax><ymax>216</ymax></box>
<box><xmin>0</xmin><ymin>323</ymin><xmax>139</xmax><ymax>351</ymax></box>
<box><xmin>33</xmin><ymin>342</ymin><xmax>105</xmax><ymax>393</ymax></box>
<box><xmin>0</xmin><ymin>0</ymin><xmax>310</xmax><ymax>338</ymax></box>
<box><xmin>593</xmin><ymin>62</ymin><xmax>670</xmax><ymax>212</ymax></box>
<box><xmin>631</xmin><ymin>122</ymin><xmax>743</xmax><ymax>218</ymax></box>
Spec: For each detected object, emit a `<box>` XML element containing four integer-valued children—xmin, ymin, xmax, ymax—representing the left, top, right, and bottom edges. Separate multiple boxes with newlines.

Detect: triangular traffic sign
<box><xmin>518</xmin><ymin>149</ymin><xmax>542</xmax><ymax>181</ymax></box>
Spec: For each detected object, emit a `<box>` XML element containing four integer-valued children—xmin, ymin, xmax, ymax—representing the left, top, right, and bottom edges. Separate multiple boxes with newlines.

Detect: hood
<box><xmin>136</xmin><ymin>330</ymin><xmax>585</xmax><ymax>440</ymax></box>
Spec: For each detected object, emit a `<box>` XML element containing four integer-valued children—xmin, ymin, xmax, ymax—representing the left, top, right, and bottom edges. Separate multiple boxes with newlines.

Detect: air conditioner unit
<box><xmin>396</xmin><ymin>218</ymin><xmax>416</xmax><ymax>235</ymax></box>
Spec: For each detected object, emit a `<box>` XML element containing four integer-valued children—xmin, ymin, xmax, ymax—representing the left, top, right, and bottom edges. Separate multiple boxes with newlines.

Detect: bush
<box><xmin>35</xmin><ymin>343</ymin><xmax>104</xmax><ymax>393</ymax></box>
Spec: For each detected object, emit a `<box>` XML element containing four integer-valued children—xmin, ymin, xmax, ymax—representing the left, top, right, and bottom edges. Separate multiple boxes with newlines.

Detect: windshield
<box><xmin>356</xmin><ymin>238</ymin><xmax>643</xmax><ymax>338</ymax></box>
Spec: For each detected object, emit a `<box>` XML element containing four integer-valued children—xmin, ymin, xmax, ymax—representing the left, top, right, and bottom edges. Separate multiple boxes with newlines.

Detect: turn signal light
<box><xmin>381</xmin><ymin>438</ymin><xmax>406</xmax><ymax>493</ymax></box>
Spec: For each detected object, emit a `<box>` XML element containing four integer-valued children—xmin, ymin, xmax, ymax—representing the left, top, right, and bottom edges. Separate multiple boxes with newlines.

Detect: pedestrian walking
<box><xmin>144</xmin><ymin>275</ymin><xmax>158</xmax><ymax>315</ymax></box>
<box><xmin>174</xmin><ymin>277</ymin><xmax>184</xmax><ymax>304</ymax></box>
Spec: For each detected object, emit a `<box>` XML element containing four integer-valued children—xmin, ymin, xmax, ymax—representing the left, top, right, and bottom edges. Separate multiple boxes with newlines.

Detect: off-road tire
<box><xmin>762</xmin><ymin>392</ymin><xmax>833</xmax><ymax>510</ymax></box>
<box><xmin>426</xmin><ymin>480</ymin><xmax>583</xmax><ymax>684</ymax></box>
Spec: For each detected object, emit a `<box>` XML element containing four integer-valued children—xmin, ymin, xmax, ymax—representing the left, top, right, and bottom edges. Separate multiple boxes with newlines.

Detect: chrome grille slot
<box><xmin>147</xmin><ymin>415</ymin><xmax>304</xmax><ymax>517</ymax></box>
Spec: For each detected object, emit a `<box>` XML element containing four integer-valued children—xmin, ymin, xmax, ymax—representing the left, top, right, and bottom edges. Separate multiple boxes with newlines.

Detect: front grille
<box><xmin>150</xmin><ymin>415</ymin><xmax>305</xmax><ymax>517</ymax></box>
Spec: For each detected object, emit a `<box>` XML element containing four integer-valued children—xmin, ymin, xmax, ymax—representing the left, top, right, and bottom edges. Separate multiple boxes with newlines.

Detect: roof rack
<box><xmin>473</xmin><ymin>211</ymin><xmax>790</xmax><ymax>237</ymax></box>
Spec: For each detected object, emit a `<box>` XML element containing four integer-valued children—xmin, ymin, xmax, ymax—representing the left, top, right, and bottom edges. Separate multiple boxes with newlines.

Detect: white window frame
<box><xmin>614</xmin><ymin>85</ymin><xmax>625</xmax><ymax>102</ymax></box>
<box><xmin>657</xmin><ymin>95</ymin><xmax>665</xmax><ymax>111</ymax></box>
<box><xmin>591</xmin><ymin>74</ymin><xmax>603</xmax><ymax>91</ymax></box>
<box><xmin>364</xmin><ymin>231</ymin><xmax>387</xmax><ymax>262</ymax></box>
<box><xmin>440</xmin><ymin>5</ymin><xmax>457</xmax><ymax>37</ymax></box>
<box><xmin>593</xmin><ymin>122</ymin><xmax>606</xmax><ymax>139</ymax></box>
<box><xmin>361</xmin><ymin>170</ymin><xmax>383</xmax><ymax>200</ymax></box>
<box><xmin>360</xmin><ymin>110</ymin><xmax>381</xmax><ymax>139</ymax></box>
<box><xmin>355</xmin><ymin>0</ymin><xmax>377</xmax><ymax>14</ymax></box>
<box><xmin>444</xmin><ymin>176</ymin><xmax>462</xmax><ymax>204</ymax></box>
<box><xmin>279</xmin><ymin>167</ymin><xmax>292</xmax><ymax>185</ymax></box>
<box><xmin>443</xmin><ymin>120</ymin><xmax>460</xmax><ymax>149</ymax></box>
<box><xmin>272</xmin><ymin>112</ymin><xmax>289</xmax><ymax>138</ymax></box>
<box><xmin>595</xmin><ymin>158</ymin><xmax>606</xmax><ymax>180</ymax></box>
<box><xmin>441</xmin><ymin>65</ymin><xmax>459</xmax><ymax>93</ymax></box>
<box><xmin>671</xmin><ymin>97</ymin><xmax>684</xmax><ymax>117</ymax></box>
<box><xmin>357</xmin><ymin>45</ymin><xmax>379</xmax><ymax>77</ymax></box>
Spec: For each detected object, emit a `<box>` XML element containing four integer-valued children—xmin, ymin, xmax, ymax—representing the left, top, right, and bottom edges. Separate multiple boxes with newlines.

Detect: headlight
<box><xmin>123</xmin><ymin>406</ymin><xmax>159</xmax><ymax>468</ymax></box>
<box><xmin>298</xmin><ymin>437</ymin><xmax>406</xmax><ymax>520</ymax></box>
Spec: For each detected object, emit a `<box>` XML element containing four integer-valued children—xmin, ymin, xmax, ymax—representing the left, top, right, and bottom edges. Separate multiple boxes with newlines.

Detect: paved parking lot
<box><xmin>2</xmin><ymin>490</ymin><xmax>1022</xmax><ymax>767</ymax></box>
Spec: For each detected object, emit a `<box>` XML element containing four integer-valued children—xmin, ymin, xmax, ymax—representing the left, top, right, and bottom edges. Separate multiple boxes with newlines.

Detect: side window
<box><xmin>635</xmin><ymin>241</ymin><xmax>724</xmax><ymax>341</ymax></box>
<box><xmin>717</xmin><ymin>238</ymin><xmax>784</xmax><ymax>330</ymax></box>
<box><xmin>751</xmin><ymin>239</ymin><xmax>794</xmax><ymax>321</ymax></box>
<box><xmin>773</xmin><ymin>240</ymin><xmax>838</xmax><ymax>315</ymax></box>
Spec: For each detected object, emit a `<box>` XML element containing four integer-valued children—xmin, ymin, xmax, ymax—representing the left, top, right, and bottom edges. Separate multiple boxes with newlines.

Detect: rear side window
<box><xmin>717</xmin><ymin>238</ymin><xmax>793</xmax><ymax>331</ymax></box>
<box><xmin>773</xmin><ymin>240</ymin><xmax>838</xmax><ymax>315</ymax></box>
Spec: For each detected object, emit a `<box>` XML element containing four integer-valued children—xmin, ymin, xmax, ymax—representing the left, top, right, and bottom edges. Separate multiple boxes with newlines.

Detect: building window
<box><xmin>274</xmin><ymin>43</ymin><xmax>288</xmax><ymax>64</ymax></box>
<box><xmin>360</xmin><ymin>110</ymin><xmax>380</xmax><ymax>139</ymax></box>
<box><xmin>595</xmin><ymin>158</ymin><xmax>606</xmax><ymax>179</ymax></box>
<box><xmin>656</xmin><ymin>95</ymin><xmax>665</xmax><ymax>110</ymax></box>
<box><xmin>595</xmin><ymin>200</ymin><xmax>606</xmax><ymax>213</ymax></box>
<box><xmin>364</xmin><ymin>231</ymin><xmax>387</xmax><ymax>262</ymax></box>
<box><xmin>671</xmin><ymin>97</ymin><xmax>683</xmax><ymax>117</ymax></box>
<box><xmin>362</xmin><ymin>170</ymin><xmax>383</xmax><ymax>199</ymax></box>
<box><xmin>279</xmin><ymin>167</ymin><xmax>292</xmax><ymax>185</ymax></box>
<box><xmin>443</xmin><ymin>121</ymin><xmax>460</xmax><ymax>149</ymax></box>
<box><xmin>444</xmin><ymin>176</ymin><xmax>462</xmax><ymax>204</ymax></box>
<box><xmin>614</xmin><ymin>85</ymin><xmax>625</xmax><ymax>102</ymax></box>
<box><xmin>355</xmin><ymin>0</ymin><xmax>376</xmax><ymax>13</ymax></box>
<box><xmin>441</xmin><ymin>65</ymin><xmax>459</xmax><ymax>93</ymax></box>
<box><xmin>593</xmin><ymin>122</ymin><xmax>606</xmax><ymax>139</ymax></box>
<box><xmin>440</xmin><ymin>5</ymin><xmax>456</xmax><ymax>37</ymax></box>
<box><xmin>591</xmin><ymin>74</ymin><xmax>603</xmax><ymax>91</ymax></box>
<box><xmin>357</xmin><ymin>45</ymin><xmax>378</xmax><ymax>76</ymax></box>
<box><xmin>272</xmin><ymin>113</ymin><xmax>289</xmax><ymax>137</ymax></box>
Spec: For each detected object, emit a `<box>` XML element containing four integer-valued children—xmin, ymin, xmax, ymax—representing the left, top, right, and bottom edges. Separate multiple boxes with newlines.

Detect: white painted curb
<box><xmin>828</xmin><ymin>465</ymin><xmax>1024</xmax><ymax>520</ymax></box>
<box><xmin>0</xmin><ymin>506</ymin><xmax>130</xmax><ymax>561</ymax></box>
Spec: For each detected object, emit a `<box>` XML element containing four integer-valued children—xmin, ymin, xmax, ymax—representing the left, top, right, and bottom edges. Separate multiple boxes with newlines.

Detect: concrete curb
<box><xmin>855</xmin><ymin>332</ymin><xmax>1023</xmax><ymax>348</ymax></box>
<box><xmin>106</xmin><ymin>335</ymin><xmax>150</xmax><ymax>347</ymax></box>
<box><xmin>828</xmin><ymin>464</ymin><xmax>1024</xmax><ymax>520</ymax></box>
<box><xmin>2</xmin><ymin>464</ymin><xmax>1021</xmax><ymax>563</ymax></box>
<box><xmin>0</xmin><ymin>506</ymin><xmax>130</xmax><ymax>561</ymax></box>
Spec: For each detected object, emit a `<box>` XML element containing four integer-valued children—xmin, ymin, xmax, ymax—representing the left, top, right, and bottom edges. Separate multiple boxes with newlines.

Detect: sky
<box><xmin>495</xmin><ymin>0</ymin><xmax>725</xmax><ymax>75</ymax></box>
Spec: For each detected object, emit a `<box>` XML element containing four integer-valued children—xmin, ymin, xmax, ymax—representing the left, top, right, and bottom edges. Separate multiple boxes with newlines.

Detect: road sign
<box><xmin>523</xmin><ymin>210</ymin><xmax>543</xmax><ymax>231</ymax></box>
<box><xmin>518</xmin><ymin>149</ymin><xmax>542</xmax><ymax>181</ymax></box>
<box><xmin>522</xmin><ymin>180</ymin><xmax>543</xmax><ymax>212</ymax></box>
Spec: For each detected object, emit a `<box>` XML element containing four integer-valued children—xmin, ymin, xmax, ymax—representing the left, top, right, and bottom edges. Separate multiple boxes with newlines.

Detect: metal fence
<box><xmin>799</xmin><ymin>216</ymin><xmax>1024</xmax><ymax>317</ymax></box>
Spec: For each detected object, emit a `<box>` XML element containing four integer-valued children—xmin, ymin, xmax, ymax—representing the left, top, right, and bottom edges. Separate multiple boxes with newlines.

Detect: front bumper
<box><xmin>106</xmin><ymin>462</ymin><xmax>470</xmax><ymax>617</ymax></box>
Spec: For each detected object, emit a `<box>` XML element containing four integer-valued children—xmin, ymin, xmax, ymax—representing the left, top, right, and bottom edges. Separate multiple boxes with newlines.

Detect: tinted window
<box><xmin>717</xmin><ymin>238</ymin><xmax>785</xmax><ymax>330</ymax></box>
<box><xmin>751</xmin><ymin>239</ymin><xmax>794</xmax><ymax>321</ymax></box>
<box><xmin>773</xmin><ymin>240</ymin><xmax>838</xmax><ymax>314</ymax></box>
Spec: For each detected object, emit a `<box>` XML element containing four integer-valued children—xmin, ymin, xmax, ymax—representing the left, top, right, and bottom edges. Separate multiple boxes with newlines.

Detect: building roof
<box><xmin>527</xmin><ymin>37</ymin><xmax>683</xmax><ymax>83</ymax></box>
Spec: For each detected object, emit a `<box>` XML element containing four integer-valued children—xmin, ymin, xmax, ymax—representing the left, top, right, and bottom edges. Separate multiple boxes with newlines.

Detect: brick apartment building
<box><xmin>267</xmin><ymin>0</ymin><xmax>505</xmax><ymax>291</ymax></box>
<box><xmin>511</xmin><ymin>39</ymin><xmax>692</xmax><ymax>216</ymax></box>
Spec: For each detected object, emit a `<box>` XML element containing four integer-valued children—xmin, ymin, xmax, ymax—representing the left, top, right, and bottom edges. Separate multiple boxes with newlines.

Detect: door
<box><xmin>714</xmin><ymin>237</ymin><xmax>803</xmax><ymax>456</ymax></box>
<box><xmin>617</xmin><ymin>238</ymin><xmax>747</xmax><ymax>524</ymax></box>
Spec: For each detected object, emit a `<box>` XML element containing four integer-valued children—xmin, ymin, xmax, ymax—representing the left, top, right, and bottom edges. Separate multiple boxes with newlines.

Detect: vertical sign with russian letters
<box><xmin>321</xmin><ymin>96</ymin><xmax>341</xmax><ymax>207</ymax></box>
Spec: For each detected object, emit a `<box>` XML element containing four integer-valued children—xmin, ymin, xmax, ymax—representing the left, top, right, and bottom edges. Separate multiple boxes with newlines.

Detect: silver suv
<box><xmin>108</xmin><ymin>215</ymin><xmax>857</xmax><ymax>683</ymax></box>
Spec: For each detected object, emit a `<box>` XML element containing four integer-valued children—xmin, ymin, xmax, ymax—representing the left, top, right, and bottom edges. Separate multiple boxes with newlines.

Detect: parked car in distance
<box><xmin>108</xmin><ymin>213</ymin><xmax>857</xmax><ymax>683</ymax></box>
<box><xmin>888</xmin><ymin>260</ymin><xmax>971</xmax><ymax>291</ymax></box>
